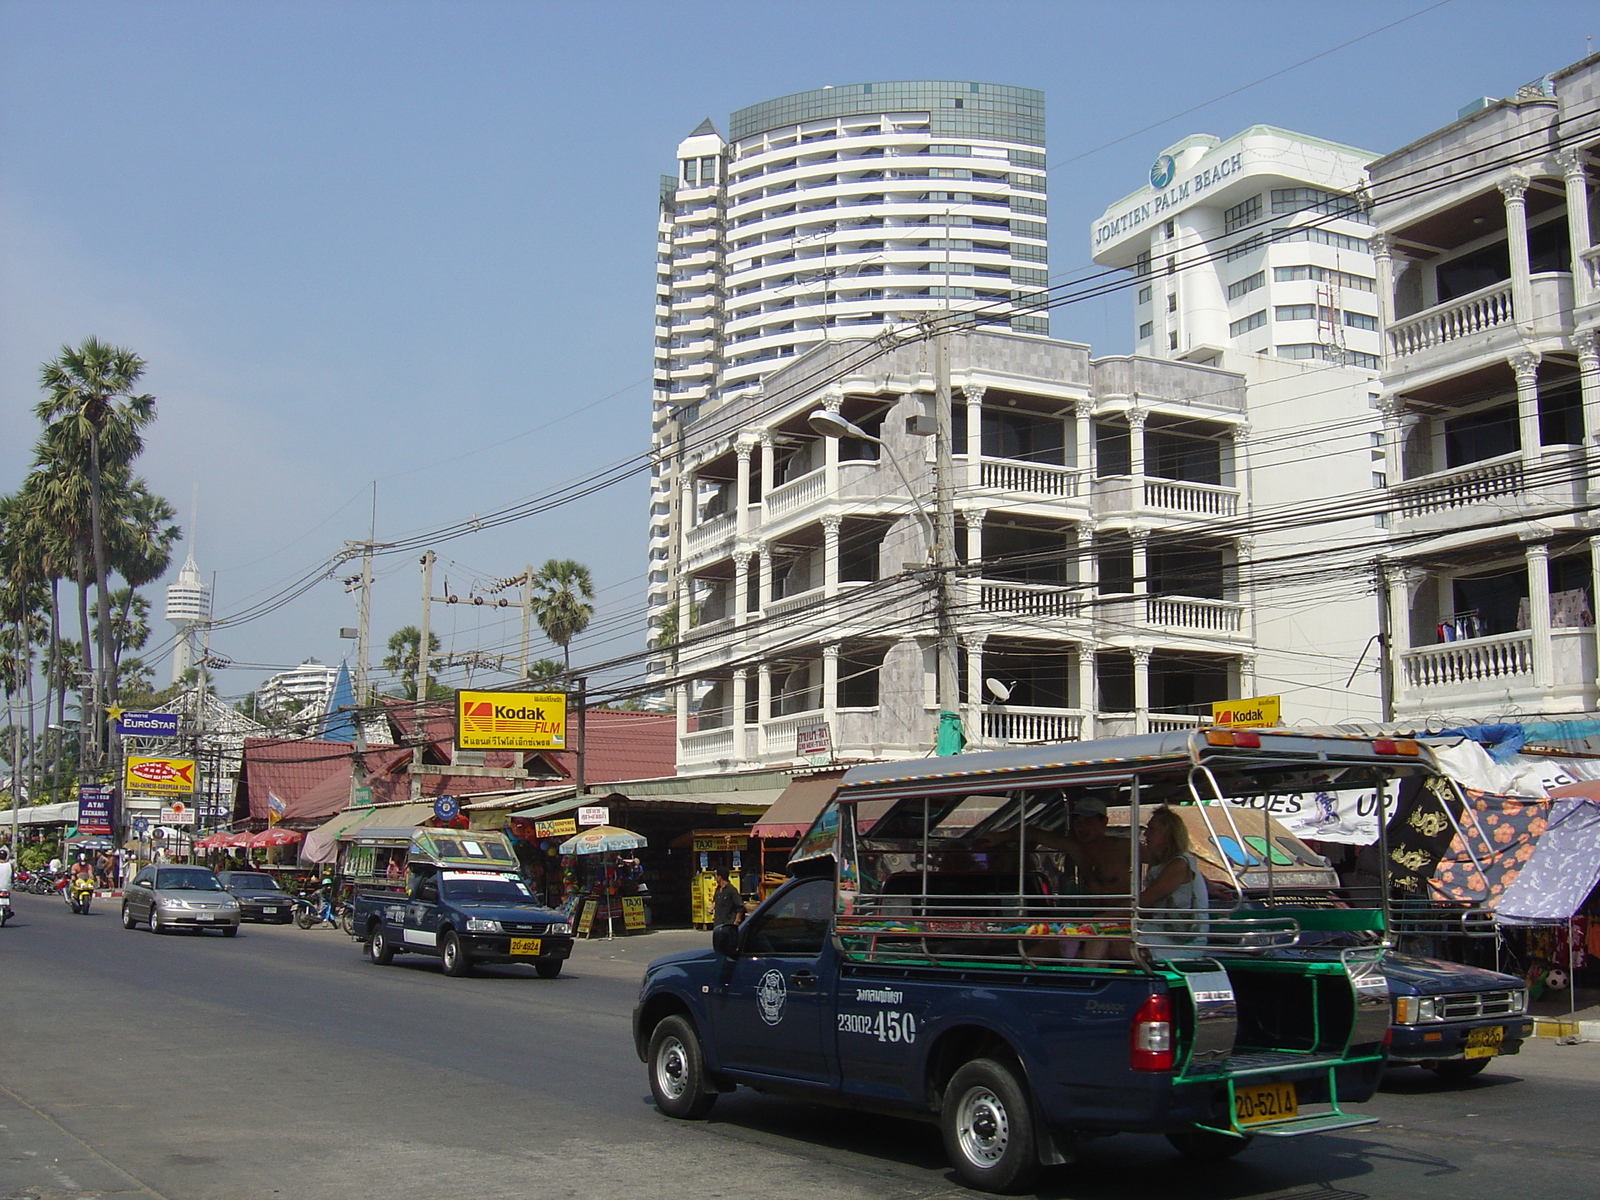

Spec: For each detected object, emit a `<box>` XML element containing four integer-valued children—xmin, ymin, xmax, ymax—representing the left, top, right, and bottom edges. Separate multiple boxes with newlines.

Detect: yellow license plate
<box><xmin>509</xmin><ymin>937</ymin><xmax>542</xmax><ymax>957</ymax></box>
<box><xmin>1234</xmin><ymin>1081</ymin><xmax>1298</xmax><ymax>1126</ymax></box>
<box><xmin>1463</xmin><ymin>1026</ymin><xmax>1504</xmax><ymax>1059</ymax></box>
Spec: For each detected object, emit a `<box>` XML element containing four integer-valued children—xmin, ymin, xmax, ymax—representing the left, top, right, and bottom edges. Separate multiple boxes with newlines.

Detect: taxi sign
<box><xmin>125</xmin><ymin>756</ymin><xmax>197</xmax><ymax>795</ymax></box>
<box><xmin>1211</xmin><ymin>695</ymin><xmax>1280</xmax><ymax>728</ymax></box>
<box><xmin>456</xmin><ymin>689</ymin><xmax>566</xmax><ymax>750</ymax></box>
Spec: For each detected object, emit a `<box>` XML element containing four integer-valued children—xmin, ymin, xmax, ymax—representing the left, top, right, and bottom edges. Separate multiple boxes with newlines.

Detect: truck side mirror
<box><xmin>712</xmin><ymin>924</ymin><xmax>741</xmax><ymax>957</ymax></box>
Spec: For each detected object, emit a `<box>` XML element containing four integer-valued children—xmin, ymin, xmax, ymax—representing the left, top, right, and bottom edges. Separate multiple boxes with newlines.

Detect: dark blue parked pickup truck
<box><xmin>1384</xmin><ymin>954</ymin><xmax>1532</xmax><ymax>1079</ymax></box>
<box><xmin>352</xmin><ymin>828</ymin><xmax>573</xmax><ymax>978</ymax></box>
<box><xmin>635</xmin><ymin>731</ymin><xmax>1423</xmax><ymax>1192</ymax></box>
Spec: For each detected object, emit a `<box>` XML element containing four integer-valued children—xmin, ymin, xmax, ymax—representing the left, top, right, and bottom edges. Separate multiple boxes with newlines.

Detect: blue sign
<box><xmin>433</xmin><ymin>796</ymin><xmax>460</xmax><ymax>822</ymax></box>
<box><xmin>1149</xmin><ymin>154</ymin><xmax>1176</xmax><ymax>190</ymax></box>
<box><xmin>77</xmin><ymin>786</ymin><xmax>115</xmax><ymax>834</ymax></box>
<box><xmin>132</xmin><ymin>817</ymin><xmax>150</xmax><ymax>836</ymax></box>
<box><xmin>117</xmin><ymin>711</ymin><xmax>179</xmax><ymax>737</ymax></box>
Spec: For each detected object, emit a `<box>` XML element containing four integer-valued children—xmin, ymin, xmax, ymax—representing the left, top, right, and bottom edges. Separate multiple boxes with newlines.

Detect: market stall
<box><xmin>558</xmin><ymin>824</ymin><xmax>648</xmax><ymax>939</ymax></box>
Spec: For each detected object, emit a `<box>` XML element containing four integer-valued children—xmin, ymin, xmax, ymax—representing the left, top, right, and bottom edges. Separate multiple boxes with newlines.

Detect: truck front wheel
<box><xmin>940</xmin><ymin>1058</ymin><xmax>1040</xmax><ymax>1193</ymax></box>
<box><xmin>368</xmin><ymin>923</ymin><xmax>394</xmax><ymax>965</ymax></box>
<box><xmin>440</xmin><ymin>931</ymin><xmax>472</xmax><ymax>977</ymax></box>
<box><xmin>648</xmin><ymin>1015</ymin><xmax>717</xmax><ymax>1119</ymax></box>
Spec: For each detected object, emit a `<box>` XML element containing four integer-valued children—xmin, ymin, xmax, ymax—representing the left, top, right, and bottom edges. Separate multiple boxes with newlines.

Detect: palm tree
<box><xmin>530</xmin><ymin>559</ymin><xmax>595</xmax><ymax>673</ymax></box>
<box><xmin>34</xmin><ymin>337</ymin><xmax>157</xmax><ymax>765</ymax></box>
<box><xmin>524</xmin><ymin>657</ymin><xmax>567</xmax><ymax>685</ymax></box>
<box><xmin>382</xmin><ymin>626</ymin><xmax>444</xmax><ymax>700</ymax></box>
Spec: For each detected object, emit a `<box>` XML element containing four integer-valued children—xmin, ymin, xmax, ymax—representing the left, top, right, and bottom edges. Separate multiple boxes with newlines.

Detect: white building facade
<box><xmin>1370</xmin><ymin>58</ymin><xmax>1600</xmax><ymax>724</ymax></box>
<box><xmin>1090</xmin><ymin>127</ymin><xmax>1389</xmax><ymax>729</ymax></box>
<box><xmin>648</xmin><ymin>83</ymin><xmax>1052</xmax><ymax>676</ymax></box>
<box><xmin>256</xmin><ymin>660</ymin><xmax>338</xmax><ymax>722</ymax></box>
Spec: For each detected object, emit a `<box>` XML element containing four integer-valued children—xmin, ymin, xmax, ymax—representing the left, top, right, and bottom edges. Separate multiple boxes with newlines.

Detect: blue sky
<box><xmin>1</xmin><ymin>0</ymin><xmax>1593</xmax><ymax>699</ymax></box>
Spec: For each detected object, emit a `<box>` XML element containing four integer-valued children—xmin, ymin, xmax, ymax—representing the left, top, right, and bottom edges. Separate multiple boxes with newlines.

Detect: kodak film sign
<box><xmin>1210</xmin><ymin>695</ymin><xmax>1281</xmax><ymax>729</ymax></box>
<box><xmin>125</xmin><ymin>755</ymin><xmax>197</xmax><ymax>795</ymax></box>
<box><xmin>456</xmin><ymin>689</ymin><xmax>567</xmax><ymax>750</ymax></box>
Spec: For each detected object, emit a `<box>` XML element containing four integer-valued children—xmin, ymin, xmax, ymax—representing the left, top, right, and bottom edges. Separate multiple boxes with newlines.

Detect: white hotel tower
<box><xmin>163</xmin><ymin>552</ymin><xmax>211</xmax><ymax>685</ymax></box>
<box><xmin>648</xmin><ymin>82</ymin><xmax>1051</xmax><ymax>666</ymax></box>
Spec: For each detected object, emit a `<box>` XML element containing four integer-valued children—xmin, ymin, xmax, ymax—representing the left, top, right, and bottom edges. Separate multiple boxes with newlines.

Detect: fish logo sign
<box><xmin>125</xmin><ymin>756</ymin><xmax>197</xmax><ymax>795</ymax></box>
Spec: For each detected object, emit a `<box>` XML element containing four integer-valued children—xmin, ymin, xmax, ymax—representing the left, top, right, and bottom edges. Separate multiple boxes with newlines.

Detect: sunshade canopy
<box><xmin>752</xmin><ymin>771</ymin><xmax>844</xmax><ymax>839</ymax></box>
<box><xmin>1496</xmin><ymin>796</ymin><xmax>1600</xmax><ymax>923</ymax></box>
<box><xmin>559</xmin><ymin>824</ymin><xmax>647</xmax><ymax>855</ymax></box>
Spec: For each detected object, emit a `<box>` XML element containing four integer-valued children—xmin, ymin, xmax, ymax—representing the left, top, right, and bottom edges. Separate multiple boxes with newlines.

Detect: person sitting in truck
<box><xmin>1060</xmin><ymin>796</ymin><xmax>1131</xmax><ymax>898</ymax></box>
<box><xmin>1135</xmin><ymin>805</ymin><xmax>1209</xmax><ymax>947</ymax></box>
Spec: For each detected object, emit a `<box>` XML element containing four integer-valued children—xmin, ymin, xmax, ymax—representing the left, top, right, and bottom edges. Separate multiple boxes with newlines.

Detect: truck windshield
<box><xmin>441</xmin><ymin>874</ymin><xmax>533</xmax><ymax>904</ymax></box>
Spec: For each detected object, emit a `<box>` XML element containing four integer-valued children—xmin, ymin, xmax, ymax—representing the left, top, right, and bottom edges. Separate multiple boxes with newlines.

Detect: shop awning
<box><xmin>1496</xmin><ymin>796</ymin><xmax>1600</xmax><ymax>924</ymax></box>
<box><xmin>509</xmin><ymin>791</ymin><xmax>584</xmax><ymax>821</ymax></box>
<box><xmin>301</xmin><ymin>806</ymin><xmax>380</xmax><ymax>865</ymax></box>
<box><xmin>345</xmin><ymin>801</ymin><xmax>437</xmax><ymax>846</ymax></box>
<box><xmin>752</xmin><ymin>771</ymin><xmax>845</xmax><ymax>839</ymax></box>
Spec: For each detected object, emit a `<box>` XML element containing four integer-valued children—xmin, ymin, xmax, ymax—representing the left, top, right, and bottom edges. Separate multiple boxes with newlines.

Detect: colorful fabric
<box><xmin>1428</xmin><ymin>791</ymin><xmax>1549</xmax><ymax>906</ymax></box>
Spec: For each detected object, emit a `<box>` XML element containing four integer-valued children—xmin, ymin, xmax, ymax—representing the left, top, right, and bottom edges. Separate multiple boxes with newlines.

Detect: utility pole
<box><xmin>411</xmin><ymin>550</ymin><xmax>435</xmax><ymax>802</ymax></box>
<box><xmin>931</xmin><ymin>316</ymin><xmax>962</xmax><ymax>754</ymax></box>
<box><xmin>520</xmin><ymin>564</ymin><xmax>534</xmax><ymax>677</ymax></box>
<box><xmin>574</xmin><ymin>676</ymin><xmax>588</xmax><ymax>796</ymax></box>
<box><xmin>1375</xmin><ymin>563</ymin><xmax>1396</xmax><ymax>725</ymax></box>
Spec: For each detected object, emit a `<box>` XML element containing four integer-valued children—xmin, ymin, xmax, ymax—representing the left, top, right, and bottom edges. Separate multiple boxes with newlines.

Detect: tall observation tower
<box><xmin>164</xmin><ymin>553</ymin><xmax>211</xmax><ymax>685</ymax></box>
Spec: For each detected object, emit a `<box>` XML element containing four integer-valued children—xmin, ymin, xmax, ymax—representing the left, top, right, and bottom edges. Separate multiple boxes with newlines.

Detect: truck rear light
<box><xmin>1372</xmin><ymin>738</ymin><xmax>1420</xmax><ymax>756</ymax></box>
<box><xmin>1131</xmin><ymin>992</ymin><xmax>1174</xmax><ymax>1072</ymax></box>
<box><xmin>1204</xmin><ymin>728</ymin><xmax>1261</xmax><ymax>748</ymax></box>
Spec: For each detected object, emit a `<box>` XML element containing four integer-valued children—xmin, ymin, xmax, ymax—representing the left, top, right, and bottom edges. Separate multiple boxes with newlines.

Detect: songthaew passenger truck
<box><xmin>633</xmin><ymin>729</ymin><xmax>1466</xmax><ymax>1192</ymax></box>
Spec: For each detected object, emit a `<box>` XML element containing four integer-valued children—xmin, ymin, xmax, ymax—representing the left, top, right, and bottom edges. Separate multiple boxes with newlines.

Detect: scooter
<box><xmin>0</xmin><ymin>887</ymin><xmax>11</xmax><ymax>927</ymax></box>
<box><xmin>65</xmin><ymin>875</ymin><xmax>94</xmax><ymax>915</ymax></box>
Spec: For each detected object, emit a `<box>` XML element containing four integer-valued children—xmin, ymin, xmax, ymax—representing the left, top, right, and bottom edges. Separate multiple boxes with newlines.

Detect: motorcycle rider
<box><xmin>0</xmin><ymin>847</ymin><xmax>14</xmax><ymax>925</ymax></box>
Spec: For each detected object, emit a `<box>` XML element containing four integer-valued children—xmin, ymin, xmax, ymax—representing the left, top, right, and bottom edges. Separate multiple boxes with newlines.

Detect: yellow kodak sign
<box><xmin>125</xmin><ymin>756</ymin><xmax>197</xmax><ymax>795</ymax></box>
<box><xmin>1211</xmin><ymin>695</ymin><xmax>1281</xmax><ymax>728</ymax></box>
<box><xmin>456</xmin><ymin>689</ymin><xmax>566</xmax><ymax>750</ymax></box>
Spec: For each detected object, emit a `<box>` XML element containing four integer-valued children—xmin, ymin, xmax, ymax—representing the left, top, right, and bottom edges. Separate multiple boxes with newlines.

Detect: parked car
<box><xmin>121</xmin><ymin>865</ymin><xmax>241</xmax><ymax>935</ymax></box>
<box><xmin>216</xmin><ymin>870</ymin><xmax>296</xmax><ymax>924</ymax></box>
<box><xmin>1383</xmin><ymin>954</ymin><xmax>1533</xmax><ymax>1080</ymax></box>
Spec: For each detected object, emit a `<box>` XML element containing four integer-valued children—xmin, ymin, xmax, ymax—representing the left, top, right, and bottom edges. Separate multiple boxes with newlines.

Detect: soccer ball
<box><xmin>1543</xmin><ymin>968</ymin><xmax>1570</xmax><ymax>992</ymax></box>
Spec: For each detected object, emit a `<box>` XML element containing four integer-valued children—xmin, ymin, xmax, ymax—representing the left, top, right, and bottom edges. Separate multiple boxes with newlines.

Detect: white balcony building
<box><xmin>648</xmin><ymin>83</ymin><xmax>1051</xmax><ymax>686</ymax></box>
<box><xmin>1370</xmin><ymin>57</ymin><xmax>1600</xmax><ymax>724</ymax></box>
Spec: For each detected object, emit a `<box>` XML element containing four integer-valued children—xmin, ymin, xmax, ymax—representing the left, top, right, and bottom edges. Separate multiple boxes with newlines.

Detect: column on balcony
<box><xmin>1557</xmin><ymin>148</ymin><xmax>1593</xmax><ymax>308</ymax></box>
<box><xmin>1128</xmin><ymin>404</ymin><xmax>1147</xmax><ymax>480</ymax></box>
<box><xmin>760</xmin><ymin>431</ymin><xmax>776</xmax><ymax>503</ymax></box>
<box><xmin>965</xmin><ymin>633</ymin><xmax>986</xmax><ymax>745</ymax></box>
<box><xmin>1525</xmin><ymin>537</ymin><xmax>1554</xmax><ymax>691</ymax></box>
<box><xmin>758</xmin><ymin>542</ymin><xmax>773</xmax><ymax>613</ymax></box>
<box><xmin>1371</xmin><ymin>233</ymin><xmax>1397</xmax><ymax>345</ymax></box>
<box><xmin>680</xmin><ymin>467</ymin><xmax>698</xmax><ymax>535</ymax></box>
<box><xmin>1230</xmin><ymin>423</ymin><xmax>1253</xmax><ymax>511</ymax></box>
<box><xmin>1511</xmin><ymin>350</ymin><xmax>1542</xmax><ymax>461</ymax></box>
<box><xmin>1131</xmin><ymin>528</ymin><xmax>1149</xmax><ymax>599</ymax></box>
<box><xmin>965</xmin><ymin>384</ymin><xmax>986</xmax><ymax>492</ymax></box>
<box><xmin>1235</xmin><ymin>534</ymin><xmax>1255</xmax><ymax>642</ymax></box>
<box><xmin>1132</xmin><ymin>646</ymin><xmax>1152</xmax><ymax>735</ymax></box>
<box><xmin>821</xmin><ymin>389</ymin><xmax>843</xmax><ymax>497</ymax></box>
<box><xmin>1076</xmin><ymin>644</ymin><xmax>1096</xmax><ymax>740</ymax></box>
<box><xmin>731</xmin><ymin>670</ymin><xmax>748</xmax><ymax>763</ymax></box>
<box><xmin>757</xmin><ymin>663</ymin><xmax>772</xmax><ymax>756</ymax></box>
<box><xmin>735</xmin><ymin>441</ymin><xmax>753</xmax><ymax>539</ymax></box>
<box><xmin>1238</xmin><ymin>654</ymin><xmax>1257</xmax><ymax>699</ymax></box>
<box><xmin>1380</xmin><ymin>395</ymin><xmax>1406</xmax><ymax>485</ymax></box>
<box><xmin>1383</xmin><ymin>565</ymin><xmax>1411</xmax><ymax>699</ymax></box>
<box><xmin>822</xmin><ymin>515</ymin><xmax>841</xmax><ymax>598</ymax></box>
<box><xmin>675</xmin><ymin>681</ymin><xmax>689</xmax><ymax>746</ymax></box>
<box><xmin>734</xmin><ymin>551</ymin><xmax>751</xmax><ymax>627</ymax></box>
<box><xmin>1074</xmin><ymin>399</ymin><xmax>1095</xmax><ymax>479</ymax></box>
<box><xmin>1576</xmin><ymin>330</ymin><xmax>1600</xmax><ymax>447</ymax></box>
<box><xmin>1499</xmin><ymin>174</ymin><xmax>1534</xmax><ymax>327</ymax></box>
<box><xmin>1591</xmin><ymin>535</ymin><xmax>1600</xmax><ymax>693</ymax></box>
<box><xmin>822</xmin><ymin>643</ymin><xmax>840</xmax><ymax>739</ymax></box>
<box><xmin>966</xmin><ymin>509</ymin><xmax>985</xmax><ymax>611</ymax></box>
<box><xmin>1075</xmin><ymin>523</ymin><xmax>1096</xmax><ymax>592</ymax></box>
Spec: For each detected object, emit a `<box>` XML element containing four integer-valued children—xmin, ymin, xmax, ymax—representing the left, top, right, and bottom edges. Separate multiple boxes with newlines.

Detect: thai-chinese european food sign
<box><xmin>455</xmin><ymin>690</ymin><xmax>566</xmax><ymax>750</ymax></box>
<box><xmin>125</xmin><ymin>756</ymin><xmax>197</xmax><ymax>795</ymax></box>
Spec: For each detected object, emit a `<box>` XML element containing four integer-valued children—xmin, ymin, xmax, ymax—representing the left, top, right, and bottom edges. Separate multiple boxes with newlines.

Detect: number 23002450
<box><xmin>839</xmin><ymin>1011</ymin><xmax>918</xmax><ymax>1043</ymax></box>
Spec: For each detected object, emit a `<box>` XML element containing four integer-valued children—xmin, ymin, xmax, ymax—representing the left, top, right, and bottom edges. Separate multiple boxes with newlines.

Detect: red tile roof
<box><xmin>237</xmin><ymin>738</ymin><xmax>360</xmax><ymax>823</ymax></box>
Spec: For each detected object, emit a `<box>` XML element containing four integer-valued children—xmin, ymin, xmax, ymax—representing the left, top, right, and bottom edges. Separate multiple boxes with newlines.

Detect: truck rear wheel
<box><xmin>440</xmin><ymin>931</ymin><xmax>472</xmax><ymax>977</ymax></box>
<box><xmin>940</xmin><ymin>1058</ymin><xmax>1040</xmax><ymax>1193</ymax></box>
<box><xmin>368</xmin><ymin>923</ymin><xmax>394</xmax><ymax>965</ymax></box>
<box><xmin>648</xmin><ymin>1015</ymin><xmax>717</xmax><ymax>1119</ymax></box>
<box><xmin>1166</xmin><ymin>1126</ymin><xmax>1254</xmax><ymax>1161</ymax></box>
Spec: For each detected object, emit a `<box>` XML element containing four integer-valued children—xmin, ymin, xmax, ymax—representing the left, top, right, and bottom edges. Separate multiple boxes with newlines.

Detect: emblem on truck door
<box><xmin>757</xmin><ymin>969</ymin><xmax>787</xmax><ymax>1025</ymax></box>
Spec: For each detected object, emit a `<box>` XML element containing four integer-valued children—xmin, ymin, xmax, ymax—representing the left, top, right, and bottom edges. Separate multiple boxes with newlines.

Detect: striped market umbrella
<box><xmin>558</xmin><ymin>825</ymin><xmax>647</xmax><ymax>855</ymax></box>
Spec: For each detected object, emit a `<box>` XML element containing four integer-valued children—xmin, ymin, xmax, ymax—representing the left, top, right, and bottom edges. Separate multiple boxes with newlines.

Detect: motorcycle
<box><xmin>0</xmin><ymin>887</ymin><xmax>11</xmax><ymax>927</ymax></box>
<box><xmin>65</xmin><ymin>875</ymin><xmax>95</xmax><ymax>915</ymax></box>
<box><xmin>293</xmin><ymin>890</ymin><xmax>345</xmax><ymax>930</ymax></box>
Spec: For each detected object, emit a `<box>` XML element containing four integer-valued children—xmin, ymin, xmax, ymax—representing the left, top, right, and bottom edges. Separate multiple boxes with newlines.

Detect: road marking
<box><xmin>0</xmin><ymin>1080</ymin><xmax>174</xmax><ymax>1199</ymax></box>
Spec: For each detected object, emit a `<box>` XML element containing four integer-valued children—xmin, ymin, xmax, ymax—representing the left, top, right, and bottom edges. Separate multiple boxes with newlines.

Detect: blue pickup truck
<box><xmin>352</xmin><ymin>828</ymin><xmax>574</xmax><ymax>978</ymax></box>
<box><xmin>635</xmin><ymin>731</ymin><xmax>1418</xmax><ymax>1192</ymax></box>
<box><xmin>1383</xmin><ymin>954</ymin><xmax>1532</xmax><ymax>1078</ymax></box>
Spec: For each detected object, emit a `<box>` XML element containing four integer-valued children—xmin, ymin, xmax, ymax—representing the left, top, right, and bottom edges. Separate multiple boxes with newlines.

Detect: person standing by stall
<box><xmin>711</xmin><ymin>868</ymin><xmax>745</xmax><ymax>930</ymax></box>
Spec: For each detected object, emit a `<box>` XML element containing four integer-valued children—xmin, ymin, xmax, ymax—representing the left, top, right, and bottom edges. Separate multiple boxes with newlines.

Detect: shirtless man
<box><xmin>1061</xmin><ymin>798</ymin><xmax>1131</xmax><ymax>898</ymax></box>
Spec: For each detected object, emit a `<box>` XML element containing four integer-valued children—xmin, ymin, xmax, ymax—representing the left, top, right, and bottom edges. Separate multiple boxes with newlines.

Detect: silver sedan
<box><xmin>121</xmin><ymin>865</ymin><xmax>242</xmax><ymax>935</ymax></box>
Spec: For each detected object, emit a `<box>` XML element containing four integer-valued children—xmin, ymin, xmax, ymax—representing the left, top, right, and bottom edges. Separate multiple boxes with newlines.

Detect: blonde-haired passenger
<box><xmin>1138</xmin><ymin>806</ymin><xmax>1210</xmax><ymax>949</ymax></box>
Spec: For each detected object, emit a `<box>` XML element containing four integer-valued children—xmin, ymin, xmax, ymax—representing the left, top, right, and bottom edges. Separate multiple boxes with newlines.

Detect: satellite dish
<box><xmin>984</xmin><ymin>678</ymin><xmax>1012</xmax><ymax>702</ymax></box>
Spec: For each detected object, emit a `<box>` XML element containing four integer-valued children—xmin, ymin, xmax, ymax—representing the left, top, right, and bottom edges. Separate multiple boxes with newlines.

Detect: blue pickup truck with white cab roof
<box><xmin>635</xmin><ymin>730</ymin><xmax>1429</xmax><ymax>1192</ymax></box>
<box><xmin>352</xmin><ymin>828</ymin><xmax>573</xmax><ymax>978</ymax></box>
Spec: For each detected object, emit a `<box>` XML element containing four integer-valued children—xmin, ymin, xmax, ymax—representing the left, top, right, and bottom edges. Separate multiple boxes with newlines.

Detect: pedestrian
<box><xmin>710</xmin><ymin>868</ymin><xmax>745</xmax><ymax>930</ymax></box>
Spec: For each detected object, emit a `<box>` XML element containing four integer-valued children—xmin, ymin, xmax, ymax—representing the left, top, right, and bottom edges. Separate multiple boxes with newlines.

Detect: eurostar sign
<box><xmin>456</xmin><ymin>689</ymin><xmax>567</xmax><ymax>750</ymax></box>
